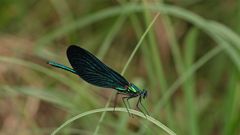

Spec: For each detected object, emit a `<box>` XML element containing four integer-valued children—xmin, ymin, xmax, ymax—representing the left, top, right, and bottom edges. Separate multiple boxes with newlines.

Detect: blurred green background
<box><xmin>0</xmin><ymin>0</ymin><xmax>240</xmax><ymax>135</ymax></box>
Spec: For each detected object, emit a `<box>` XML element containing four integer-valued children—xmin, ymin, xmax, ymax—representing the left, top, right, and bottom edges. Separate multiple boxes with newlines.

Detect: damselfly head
<box><xmin>142</xmin><ymin>89</ymin><xmax>148</xmax><ymax>99</ymax></box>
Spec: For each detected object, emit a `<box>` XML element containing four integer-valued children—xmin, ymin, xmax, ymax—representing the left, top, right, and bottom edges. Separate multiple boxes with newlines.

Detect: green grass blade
<box><xmin>183</xmin><ymin>27</ymin><xmax>199</xmax><ymax>135</ymax></box>
<box><xmin>51</xmin><ymin>108</ymin><xmax>176</xmax><ymax>135</ymax></box>
<box><xmin>97</xmin><ymin>16</ymin><xmax>126</xmax><ymax>59</ymax></box>
<box><xmin>155</xmin><ymin>46</ymin><xmax>223</xmax><ymax>111</ymax></box>
<box><xmin>2</xmin><ymin>86</ymin><xmax>76</xmax><ymax>111</ymax></box>
<box><xmin>93</xmin><ymin>13</ymin><xmax>160</xmax><ymax>135</ymax></box>
<box><xmin>223</xmin><ymin>68</ymin><xmax>239</xmax><ymax>135</ymax></box>
<box><xmin>36</xmin><ymin>4</ymin><xmax>240</xmax><ymax>73</ymax></box>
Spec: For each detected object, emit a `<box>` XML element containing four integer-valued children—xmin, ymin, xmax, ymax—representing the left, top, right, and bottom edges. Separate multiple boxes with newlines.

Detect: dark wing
<box><xmin>67</xmin><ymin>45</ymin><xmax>129</xmax><ymax>90</ymax></box>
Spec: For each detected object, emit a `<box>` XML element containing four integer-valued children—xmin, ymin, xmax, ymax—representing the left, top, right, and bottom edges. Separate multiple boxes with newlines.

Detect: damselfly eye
<box><xmin>143</xmin><ymin>90</ymin><xmax>148</xmax><ymax>99</ymax></box>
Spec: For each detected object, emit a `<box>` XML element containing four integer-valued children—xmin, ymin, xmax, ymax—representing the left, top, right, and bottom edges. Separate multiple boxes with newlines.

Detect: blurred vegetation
<box><xmin>0</xmin><ymin>0</ymin><xmax>240</xmax><ymax>135</ymax></box>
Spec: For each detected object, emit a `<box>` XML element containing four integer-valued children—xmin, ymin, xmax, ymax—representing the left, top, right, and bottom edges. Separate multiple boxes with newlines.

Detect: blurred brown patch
<box><xmin>0</xmin><ymin>35</ymin><xmax>33</xmax><ymax>57</ymax></box>
<box><xmin>0</xmin><ymin>35</ymin><xmax>43</xmax><ymax>135</ymax></box>
<box><xmin>0</xmin><ymin>34</ymin><xmax>34</xmax><ymax>77</ymax></box>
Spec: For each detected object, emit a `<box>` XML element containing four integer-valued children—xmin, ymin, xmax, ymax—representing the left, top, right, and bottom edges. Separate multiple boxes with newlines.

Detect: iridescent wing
<box><xmin>67</xmin><ymin>45</ymin><xmax>129</xmax><ymax>90</ymax></box>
